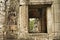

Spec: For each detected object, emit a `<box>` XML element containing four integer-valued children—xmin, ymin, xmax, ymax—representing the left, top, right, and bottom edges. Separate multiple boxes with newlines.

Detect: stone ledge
<box><xmin>20</xmin><ymin>1</ymin><xmax>53</xmax><ymax>6</ymax></box>
<box><xmin>28</xmin><ymin>33</ymin><xmax>48</xmax><ymax>38</ymax></box>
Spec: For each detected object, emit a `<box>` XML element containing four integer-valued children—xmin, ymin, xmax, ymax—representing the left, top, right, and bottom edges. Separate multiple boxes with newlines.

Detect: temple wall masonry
<box><xmin>0</xmin><ymin>0</ymin><xmax>60</xmax><ymax>40</ymax></box>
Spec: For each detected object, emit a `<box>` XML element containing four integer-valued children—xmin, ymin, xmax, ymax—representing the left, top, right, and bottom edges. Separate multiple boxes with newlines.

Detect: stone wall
<box><xmin>0</xmin><ymin>0</ymin><xmax>5</xmax><ymax>40</ymax></box>
<box><xmin>0</xmin><ymin>0</ymin><xmax>60</xmax><ymax>40</ymax></box>
<box><xmin>52</xmin><ymin>0</ymin><xmax>60</xmax><ymax>40</ymax></box>
<box><xmin>19</xmin><ymin>0</ymin><xmax>60</xmax><ymax>40</ymax></box>
<box><xmin>5</xmin><ymin>0</ymin><xmax>19</xmax><ymax>40</ymax></box>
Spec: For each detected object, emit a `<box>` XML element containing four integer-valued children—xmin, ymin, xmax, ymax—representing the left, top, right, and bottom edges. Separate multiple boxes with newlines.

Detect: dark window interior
<box><xmin>28</xmin><ymin>5</ymin><xmax>47</xmax><ymax>33</ymax></box>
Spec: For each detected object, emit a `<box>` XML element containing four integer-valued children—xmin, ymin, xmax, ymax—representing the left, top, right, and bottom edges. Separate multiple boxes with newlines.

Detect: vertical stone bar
<box><xmin>19</xmin><ymin>0</ymin><xmax>28</xmax><ymax>39</ymax></box>
<box><xmin>47</xmin><ymin>7</ymin><xmax>53</xmax><ymax>34</ymax></box>
<box><xmin>19</xmin><ymin>5</ymin><xmax>28</xmax><ymax>39</ymax></box>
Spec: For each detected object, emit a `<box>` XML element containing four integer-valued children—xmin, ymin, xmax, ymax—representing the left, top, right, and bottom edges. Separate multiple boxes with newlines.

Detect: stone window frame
<box><xmin>27</xmin><ymin>2</ymin><xmax>52</xmax><ymax>36</ymax></box>
<box><xmin>28</xmin><ymin>6</ymin><xmax>47</xmax><ymax>33</ymax></box>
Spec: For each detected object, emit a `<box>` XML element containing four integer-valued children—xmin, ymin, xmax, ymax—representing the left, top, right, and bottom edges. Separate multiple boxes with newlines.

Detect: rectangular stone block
<box><xmin>55</xmin><ymin>13</ymin><xmax>60</xmax><ymax>22</ymax></box>
<box><xmin>30</xmin><ymin>0</ymin><xmax>52</xmax><ymax>2</ymax></box>
<box><xmin>36</xmin><ymin>37</ymin><xmax>48</xmax><ymax>40</ymax></box>
<box><xmin>55</xmin><ymin>23</ymin><xmax>60</xmax><ymax>32</ymax></box>
<box><xmin>52</xmin><ymin>0</ymin><xmax>60</xmax><ymax>4</ymax></box>
<box><xmin>53</xmin><ymin>4</ymin><xmax>60</xmax><ymax>22</ymax></box>
<box><xmin>54</xmin><ymin>33</ymin><xmax>60</xmax><ymax>40</ymax></box>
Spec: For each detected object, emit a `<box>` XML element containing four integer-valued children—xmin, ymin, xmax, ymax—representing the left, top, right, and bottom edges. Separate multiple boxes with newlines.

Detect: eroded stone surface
<box><xmin>0</xmin><ymin>0</ymin><xmax>60</xmax><ymax>40</ymax></box>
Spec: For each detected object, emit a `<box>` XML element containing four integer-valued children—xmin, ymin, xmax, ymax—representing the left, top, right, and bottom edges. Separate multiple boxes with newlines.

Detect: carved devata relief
<box><xmin>6</xmin><ymin>0</ymin><xmax>19</xmax><ymax>38</ymax></box>
<box><xmin>8</xmin><ymin>11</ymin><xmax>17</xmax><ymax>25</ymax></box>
<box><xmin>7</xmin><ymin>8</ymin><xmax>17</xmax><ymax>31</ymax></box>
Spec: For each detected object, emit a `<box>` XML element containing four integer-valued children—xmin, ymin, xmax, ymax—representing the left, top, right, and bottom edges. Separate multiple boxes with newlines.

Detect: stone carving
<box><xmin>5</xmin><ymin>0</ymin><xmax>19</xmax><ymax>39</ymax></box>
<box><xmin>8</xmin><ymin>12</ymin><xmax>17</xmax><ymax>25</ymax></box>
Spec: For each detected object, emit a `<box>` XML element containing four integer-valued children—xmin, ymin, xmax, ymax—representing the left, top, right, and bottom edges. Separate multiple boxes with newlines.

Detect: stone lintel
<box><xmin>20</xmin><ymin>1</ymin><xmax>53</xmax><ymax>7</ymax></box>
